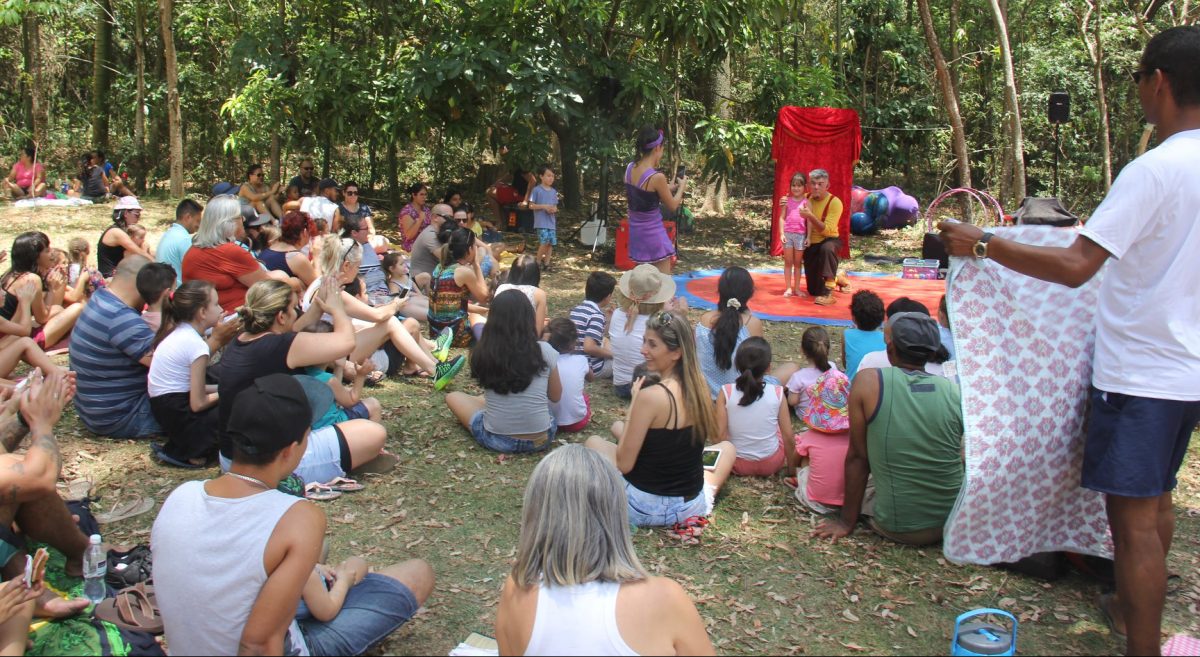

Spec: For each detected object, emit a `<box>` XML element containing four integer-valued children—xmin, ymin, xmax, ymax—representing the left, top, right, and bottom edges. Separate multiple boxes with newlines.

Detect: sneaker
<box><xmin>434</xmin><ymin>354</ymin><xmax>467</xmax><ymax>391</ymax></box>
<box><xmin>432</xmin><ymin>327</ymin><xmax>454</xmax><ymax>362</ymax></box>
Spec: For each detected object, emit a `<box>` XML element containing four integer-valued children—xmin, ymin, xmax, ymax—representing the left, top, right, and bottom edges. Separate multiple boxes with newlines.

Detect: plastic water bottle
<box><xmin>82</xmin><ymin>534</ymin><xmax>106</xmax><ymax>604</ymax></box>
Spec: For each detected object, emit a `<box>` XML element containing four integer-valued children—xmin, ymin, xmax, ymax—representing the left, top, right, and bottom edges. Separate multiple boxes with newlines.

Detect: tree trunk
<box><xmin>917</xmin><ymin>0</ymin><xmax>972</xmax><ymax>191</ymax></box>
<box><xmin>92</xmin><ymin>0</ymin><xmax>114</xmax><ymax>150</ymax></box>
<box><xmin>701</xmin><ymin>54</ymin><xmax>731</xmax><ymax>216</ymax></box>
<box><xmin>386</xmin><ymin>140</ymin><xmax>400</xmax><ymax>211</ymax></box>
<box><xmin>1080</xmin><ymin>0</ymin><xmax>1113</xmax><ymax>190</ymax></box>
<box><xmin>988</xmin><ymin>0</ymin><xmax>1026</xmax><ymax>203</ymax></box>
<box><xmin>133</xmin><ymin>0</ymin><xmax>147</xmax><ymax>192</ymax></box>
<box><xmin>543</xmin><ymin>112</ymin><xmax>583</xmax><ymax>212</ymax></box>
<box><xmin>159</xmin><ymin>0</ymin><xmax>184</xmax><ymax>197</ymax></box>
<box><xmin>21</xmin><ymin>13</ymin><xmax>47</xmax><ymax>146</ymax></box>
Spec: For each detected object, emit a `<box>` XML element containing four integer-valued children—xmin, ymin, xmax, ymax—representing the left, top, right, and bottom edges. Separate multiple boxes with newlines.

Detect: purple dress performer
<box><xmin>625</xmin><ymin>162</ymin><xmax>676</xmax><ymax>264</ymax></box>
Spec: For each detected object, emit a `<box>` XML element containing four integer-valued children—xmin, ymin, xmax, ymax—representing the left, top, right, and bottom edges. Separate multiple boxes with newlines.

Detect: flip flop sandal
<box><xmin>323</xmin><ymin>477</ymin><xmax>364</xmax><ymax>492</ymax></box>
<box><xmin>149</xmin><ymin>442</ymin><xmax>205</xmax><ymax>469</ymax></box>
<box><xmin>667</xmin><ymin>525</ymin><xmax>702</xmax><ymax>544</ymax></box>
<box><xmin>783</xmin><ymin>477</ymin><xmax>799</xmax><ymax>490</ymax></box>
<box><xmin>350</xmin><ymin>452</ymin><xmax>399</xmax><ymax>476</ymax></box>
<box><xmin>95</xmin><ymin>495</ymin><xmax>155</xmax><ymax>525</ymax></box>
<box><xmin>363</xmin><ymin>370</ymin><xmax>386</xmax><ymax>387</ymax></box>
<box><xmin>813</xmin><ymin>295</ymin><xmax>837</xmax><ymax>306</ymax></box>
<box><xmin>1096</xmin><ymin>592</ymin><xmax>1126</xmax><ymax>640</ymax></box>
<box><xmin>94</xmin><ymin>584</ymin><xmax>163</xmax><ymax>634</ymax></box>
<box><xmin>106</xmin><ymin>546</ymin><xmax>152</xmax><ymax>589</ymax></box>
<box><xmin>303</xmin><ymin>483</ymin><xmax>342</xmax><ymax>501</ymax></box>
<box><xmin>57</xmin><ymin>478</ymin><xmax>93</xmax><ymax>502</ymax></box>
<box><xmin>681</xmin><ymin>516</ymin><xmax>710</xmax><ymax>530</ymax></box>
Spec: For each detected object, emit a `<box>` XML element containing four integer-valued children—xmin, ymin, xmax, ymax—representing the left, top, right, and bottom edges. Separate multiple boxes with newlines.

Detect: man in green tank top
<box><xmin>816</xmin><ymin>312</ymin><xmax>963</xmax><ymax>546</ymax></box>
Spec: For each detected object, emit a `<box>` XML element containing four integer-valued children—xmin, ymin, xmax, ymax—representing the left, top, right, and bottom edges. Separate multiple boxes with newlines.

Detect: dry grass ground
<box><xmin>2</xmin><ymin>198</ymin><xmax>1197</xmax><ymax>656</ymax></box>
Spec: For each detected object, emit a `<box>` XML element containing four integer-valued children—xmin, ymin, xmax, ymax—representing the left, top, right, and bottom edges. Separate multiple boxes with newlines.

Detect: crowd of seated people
<box><xmin>0</xmin><ymin>151</ymin><xmax>973</xmax><ymax>656</ymax></box>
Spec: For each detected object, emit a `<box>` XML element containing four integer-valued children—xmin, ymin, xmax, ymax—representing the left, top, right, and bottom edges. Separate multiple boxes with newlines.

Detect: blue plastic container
<box><xmin>951</xmin><ymin>608</ymin><xmax>1018</xmax><ymax>656</ymax></box>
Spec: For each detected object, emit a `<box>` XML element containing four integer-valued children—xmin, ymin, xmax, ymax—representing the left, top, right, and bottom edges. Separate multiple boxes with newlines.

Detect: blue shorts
<box><xmin>342</xmin><ymin>402</ymin><xmax>371</xmax><ymax>421</ymax></box>
<box><xmin>469</xmin><ymin>410</ymin><xmax>556</xmax><ymax>454</ymax></box>
<box><xmin>298</xmin><ymin>573</ymin><xmax>419</xmax><ymax>656</ymax></box>
<box><xmin>1082</xmin><ymin>387</ymin><xmax>1200</xmax><ymax>498</ymax></box>
<box><xmin>624</xmin><ymin>481</ymin><xmax>715</xmax><ymax>527</ymax></box>
<box><xmin>782</xmin><ymin>231</ymin><xmax>807</xmax><ymax>250</ymax></box>
<box><xmin>614</xmin><ymin>383</ymin><xmax>632</xmax><ymax>400</ymax></box>
<box><xmin>537</xmin><ymin>228</ymin><xmax>557</xmax><ymax>246</ymax></box>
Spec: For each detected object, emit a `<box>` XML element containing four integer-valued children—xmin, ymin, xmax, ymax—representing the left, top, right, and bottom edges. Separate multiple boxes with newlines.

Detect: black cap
<box><xmin>227</xmin><ymin>374</ymin><xmax>312</xmax><ymax>458</ymax></box>
<box><xmin>887</xmin><ymin>312</ymin><xmax>942</xmax><ymax>358</ymax></box>
<box><xmin>318</xmin><ymin>178</ymin><xmax>339</xmax><ymax>192</ymax></box>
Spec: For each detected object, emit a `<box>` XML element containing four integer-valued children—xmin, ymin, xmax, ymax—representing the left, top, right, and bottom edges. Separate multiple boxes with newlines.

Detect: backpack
<box><xmin>802</xmin><ymin>368</ymin><xmax>851</xmax><ymax>433</ymax></box>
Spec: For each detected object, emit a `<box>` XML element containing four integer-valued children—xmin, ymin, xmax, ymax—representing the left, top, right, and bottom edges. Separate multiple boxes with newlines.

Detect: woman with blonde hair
<box><xmin>496</xmin><ymin>444</ymin><xmax>714</xmax><ymax>655</ymax></box>
<box><xmin>304</xmin><ymin>234</ymin><xmax>464</xmax><ymax>389</ymax></box>
<box><xmin>587</xmin><ymin>310</ymin><xmax>737</xmax><ymax>533</ymax></box>
<box><xmin>182</xmin><ymin>194</ymin><xmax>295</xmax><ymax>314</ymax></box>
<box><xmin>216</xmin><ymin>277</ymin><xmax>390</xmax><ymax>483</ymax></box>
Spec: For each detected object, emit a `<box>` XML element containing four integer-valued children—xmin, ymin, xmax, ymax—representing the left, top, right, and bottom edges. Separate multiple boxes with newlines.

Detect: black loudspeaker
<box><xmin>1048</xmin><ymin>91</ymin><xmax>1070</xmax><ymax>124</ymax></box>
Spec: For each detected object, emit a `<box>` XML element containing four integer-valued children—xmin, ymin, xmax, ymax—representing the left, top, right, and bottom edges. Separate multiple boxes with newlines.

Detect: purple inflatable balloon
<box><xmin>876</xmin><ymin>186</ymin><xmax>920</xmax><ymax>229</ymax></box>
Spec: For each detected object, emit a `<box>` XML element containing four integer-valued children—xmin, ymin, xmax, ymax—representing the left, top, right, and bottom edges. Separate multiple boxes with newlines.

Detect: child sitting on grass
<box><xmin>303</xmin><ymin>357</ymin><xmax>383</xmax><ymax>429</ymax></box>
<box><xmin>382</xmin><ymin>251</ymin><xmax>412</xmax><ymax>298</ymax></box>
<box><xmin>570</xmin><ymin>271</ymin><xmax>616</xmax><ymax>379</ymax></box>
<box><xmin>841</xmin><ymin>290</ymin><xmax>886</xmax><ymax>376</ymax></box>
<box><xmin>785</xmin><ymin>326</ymin><xmax>852</xmax><ymax>513</ymax></box>
<box><xmin>136</xmin><ymin>262</ymin><xmax>177</xmax><ymax>333</ymax></box>
<box><xmin>715</xmin><ymin>337</ymin><xmax>793</xmax><ymax>476</ymax></box>
<box><xmin>545</xmin><ymin>317</ymin><xmax>592</xmax><ymax>433</ymax></box>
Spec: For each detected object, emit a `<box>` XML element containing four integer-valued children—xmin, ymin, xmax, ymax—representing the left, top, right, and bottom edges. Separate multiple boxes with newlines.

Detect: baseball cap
<box><xmin>887</xmin><ymin>311</ymin><xmax>943</xmax><ymax>358</ymax></box>
<box><xmin>212</xmin><ymin>181</ymin><xmax>239</xmax><ymax>197</ymax></box>
<box><xmin>226</xmin><ymin>374</ymin><xmax>313</xmax><ymax>458</ymax></box>
<box><xmin>318</xmin><ymin>178</ymin><xmax>339</xmax><ymax>192</ymax></box>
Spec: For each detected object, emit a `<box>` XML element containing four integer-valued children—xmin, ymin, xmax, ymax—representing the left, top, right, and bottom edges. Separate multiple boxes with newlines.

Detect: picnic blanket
<box><xmin>13</xmin><ymin>198</ymin><xmax>93</xmax><ymax>208</ymax></box>
<box><xmin>943</xmin><ymin>224</ymin><xmax>1112</xmax><ymax>565</ymax></box>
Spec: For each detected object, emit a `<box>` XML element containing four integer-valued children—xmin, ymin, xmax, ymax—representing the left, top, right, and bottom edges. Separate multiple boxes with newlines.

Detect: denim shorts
<box><xmin>537</xmin><ymin>228</ymin><xmax>557</xmax><ymax>246</ymax></box>
<box><xmin>469</xmin><ymin>410</ymin><xmax>556</xmax><ymax>454</ymax></box>
<box><xmin>624</xmin><ymin>481</ymin><xmax>714</xmax><ymax>527</ymax></box>
<box><xmin>343</xmin><ymin>402</ymin><xmax>371</xmax><ymax>421</ymax></box>
<box><xmin>220</xmin><ymin>425</ymin><xmax>346</xmax><ymax>485</ymax></box>
<box><xmin>1082</xmin><ymin>387</ymin><xmax>1200</xmax><ymax>498</ymax></box>
<box><xmin>297</xmin><ymin>573</ymin><xmax>419</xmax><ymax>656</ymax></box>
<box><xmin>782</xmin><ymin>231</ymin><xmax>807</xmax><ymax>250</ymax></box>
<box><xmin>614</xmin><ymin>383</ymin><xmax>632</xmax><ymax>400</ymax></box>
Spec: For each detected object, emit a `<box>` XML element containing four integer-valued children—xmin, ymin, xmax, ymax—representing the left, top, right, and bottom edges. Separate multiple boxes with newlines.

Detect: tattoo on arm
<box><xmin>30</xmin><ymin>430</ymin><xmax>61</xmax><ymax>474</ymax></box>
<box><xmin>0</xmin><ymin>417</ymin><xmax>28</xmax><ymax>453</ymax></box>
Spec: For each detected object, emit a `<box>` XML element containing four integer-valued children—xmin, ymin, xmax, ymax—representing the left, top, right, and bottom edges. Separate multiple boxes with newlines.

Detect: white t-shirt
<box><xmin>550</xmin><ymin>353</ymin><xmax>590</xmax><ymax>426</ymax></box>
<box><xmin>608</xmin><ymin>309</ymin><xmax>648</xmax><ymax>386</ymax></box>
<box><xmin>856</xmin><ymin>350</ymin><xmax>944</xmax><ymax>378</ymax></box>
<box><xmin>300</xmin><ymin>195</ymin><xmax>338</xmax><ymax>223</ymax></box>
<box><xmin>148</xmin><ymin>324</ymin><xmax>209</xmax><ymax>397</ymax></box>
<box><xmin>721</xmin><ymin>383</ymin><xmax>785</xmax><ymax>461</ymax></box>
<box><xmin>1079</xmin><ymin>128</ymin><xmax>1200</xmax><ymax>401</ymax></box>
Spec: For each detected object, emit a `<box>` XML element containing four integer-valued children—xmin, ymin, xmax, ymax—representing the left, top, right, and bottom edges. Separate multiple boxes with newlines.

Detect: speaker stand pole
<box><xmin>1053</xmin><ymin>123</ymin><xmax>1060</xmax><ymax>198</ymax></box>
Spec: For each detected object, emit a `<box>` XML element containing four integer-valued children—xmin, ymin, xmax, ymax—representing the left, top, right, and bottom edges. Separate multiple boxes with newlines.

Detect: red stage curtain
<box><xmin>770</xmin><ymin>107</ymin><xmax>862</xmax><ymax>258</ymax></box>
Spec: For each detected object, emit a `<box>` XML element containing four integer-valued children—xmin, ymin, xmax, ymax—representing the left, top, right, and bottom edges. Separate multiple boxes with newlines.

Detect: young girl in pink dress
<box><xmin>778</xmin><ymin>172</ymin><xmax>809</xmax><ymax>297</ymax></box>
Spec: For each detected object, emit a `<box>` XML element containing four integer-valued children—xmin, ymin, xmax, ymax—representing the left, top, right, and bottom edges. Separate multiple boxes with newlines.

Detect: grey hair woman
<box><xmin>495</xmin><ymin>444</ymin><xmax>715</xmax><ymax>656</ymax></box>
<box><xmin>181</xmin><ymin>194</ymin><xmax>294</xmax><ymax>315</ymax></box>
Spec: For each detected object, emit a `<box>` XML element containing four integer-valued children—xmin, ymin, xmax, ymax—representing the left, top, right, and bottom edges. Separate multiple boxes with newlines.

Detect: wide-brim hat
<box><xmin>113</xmin><ymin>196</ymin><xmax>142</xmax><ymax>211</ymax></box>
<box><xmin>618</xmin><ymin>264</ymin><xmax>676</xmax><ymax>305</ymax></box>
<box><xmin>212</xmin><ymin>181</ymin><xmax>239</xmax><ymax>197</ymax></box>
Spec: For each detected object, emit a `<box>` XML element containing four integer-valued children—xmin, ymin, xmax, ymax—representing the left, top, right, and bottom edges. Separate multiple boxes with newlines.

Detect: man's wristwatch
<box><xmin>972</xmin><ymin>232</ymin><xmax>995</xmax><ymax>259</ymax></box>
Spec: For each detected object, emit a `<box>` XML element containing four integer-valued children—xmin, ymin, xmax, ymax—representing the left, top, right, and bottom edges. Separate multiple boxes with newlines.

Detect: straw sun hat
<box><xmin>617</xmin><ymin>264</ymin><xmax>676</xmax><ymax>305</ymax></box>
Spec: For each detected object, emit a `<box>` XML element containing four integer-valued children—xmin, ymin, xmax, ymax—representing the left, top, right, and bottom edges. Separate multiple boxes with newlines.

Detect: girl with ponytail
<box><xmin>714</xmin><ymin>336</ymin><xmax>793</xmax><ymax>477</ymax></box>
<box><xmin>147</xmin><ymin>280</ymin><xmax>226</xmax><ymax>466</ymax></box>
<box><xmin>785</xmin><ymin>326</ymin><xmax>836</xmax><ymax>414</ymax></box>
<box><xmin>585</xmin><ymin>310</ymin><xmax>737</xmax><ymax>531</ymax></box>
<box><xmin>428</xmin><ymin>225</ymin><xmax>490</xmax><ymax>347</ymax></box>
<box><xmin>695</xmin><ymin>266</ymin><xmax>798</xmax><ymax>399</ymax></box>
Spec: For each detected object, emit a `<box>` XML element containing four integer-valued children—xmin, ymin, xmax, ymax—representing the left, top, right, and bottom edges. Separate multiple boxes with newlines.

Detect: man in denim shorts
<box><xmin>939</xmin><ymin>26</ymin><xmax>1200</xmax><ymax>656</ymax></box>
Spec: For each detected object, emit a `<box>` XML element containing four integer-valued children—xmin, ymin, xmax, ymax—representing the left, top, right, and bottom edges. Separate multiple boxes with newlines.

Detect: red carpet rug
<box><xmin>674</xmin><ymin>269</ymin><xmax>946</xmax><ymax>326</ymax></box>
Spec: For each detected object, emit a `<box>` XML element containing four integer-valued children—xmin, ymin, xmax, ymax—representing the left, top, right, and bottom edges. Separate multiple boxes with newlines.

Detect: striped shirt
<box><xmin>570</xmin><ymin>300</ymin><xmax>607</xmax><ymax>375</ymax></box>
<box><xmin>69</xmin><ymin>288</ymin><xmax>155</xmax><ymax>434</ymax></box>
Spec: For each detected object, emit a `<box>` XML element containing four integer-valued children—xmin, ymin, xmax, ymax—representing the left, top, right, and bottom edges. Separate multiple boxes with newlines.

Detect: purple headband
<box><xmin>646</xmin><ymin>130</ymin><xmax>664</xmax><ymax>150</ymax></box>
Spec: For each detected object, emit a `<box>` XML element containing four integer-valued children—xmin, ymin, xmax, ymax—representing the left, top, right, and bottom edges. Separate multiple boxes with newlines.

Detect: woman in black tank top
<box><xmin>585</xmin><ymin>310</ymin><xmax>737</xmax><ymax>528</ymax></box>
<box><xmin>97</xmin><ymin>200</ymin><xmax>154</xmax><ymax>278</ymax></box>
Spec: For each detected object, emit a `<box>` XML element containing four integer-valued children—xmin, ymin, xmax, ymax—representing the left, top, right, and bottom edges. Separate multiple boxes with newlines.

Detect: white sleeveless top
<box><xmin>495</xmin><ymin>283</ymin><xmax>538</xmax><ymax>309</ymax></box>
<box><xmin>524</xmin><ymin>581</ymin><xmax>640</xmax><ymax>656</ymax></box>
<box><xmin>151</xmin><ymin>481</ymin><xmax>308</xmax><ymax>656</ymax></box>
<box><xmin>722</xmin><ymin>383</ymin><xmax>785</xmax><ymax>461</ymax></box>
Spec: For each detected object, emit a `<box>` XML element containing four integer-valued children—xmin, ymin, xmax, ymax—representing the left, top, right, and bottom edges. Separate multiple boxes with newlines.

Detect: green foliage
<box><xmin>693</xmin><ymin>117</ymin><xmax>773</xmax><ymax>188</ymax></box>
